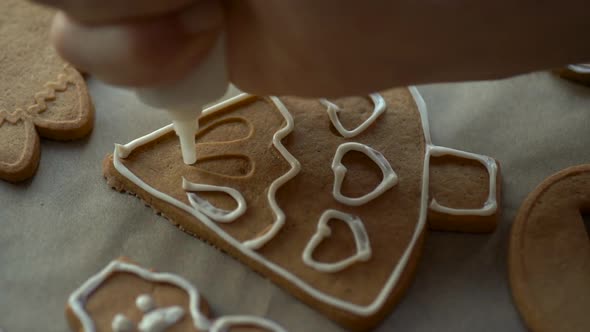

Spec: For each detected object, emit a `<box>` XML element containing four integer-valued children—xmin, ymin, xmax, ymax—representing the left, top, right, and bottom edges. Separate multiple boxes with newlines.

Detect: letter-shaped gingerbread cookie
<box><xmin>104</xmin><ymin>88</ymin><xmax>501</xmax><ymax>331</ymax></box>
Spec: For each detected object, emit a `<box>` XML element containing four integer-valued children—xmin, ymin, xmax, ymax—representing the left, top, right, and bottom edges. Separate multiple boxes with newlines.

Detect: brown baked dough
<box><xmin>66</xmin><ymin>258</ymin><xmax>286</xmax><ymax>331</ymax></box>
<box><xmin>104</xmin><ymin>88</ymin><xmax>501</xmax><ymax>331</ymax></box>
<box><xmin>0</xmin><ymin>0</ymin><xmax>93</xmax><ymax>182</ymax></box>
<box><xmin>509</xmin><ymin>164</ymin><xmax>590</xmax><ymax>332</ymax></box>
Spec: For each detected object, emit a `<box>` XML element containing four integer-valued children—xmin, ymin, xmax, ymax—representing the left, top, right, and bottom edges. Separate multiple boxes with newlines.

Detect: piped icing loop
<box><xmin>210</xmin><ymin>315</ymin><xmax>288</xmax><ymax>332</ymax></box>
<box><xmin>332</xmin><ymin>142</ymin><xmax>398</xmax><ymax>206</ymax></box>
<box><xmin>302</xmin><ymin>209</ymin><xmax>371</xmax><ymax>273</ymax></box>
<box><xmin>320</xmin><ymin>93</ymin><xmax>386</xmax><ymax>138</ymax></box>
<box><xmin>427</xmin><ymin>146</ymin><xmax>498</xmax><ymax>216</ymax></box>
<box><xmin>183</xmin><ymin>178</ymin><xmax>247</xmax><ymax>223</ymax></box>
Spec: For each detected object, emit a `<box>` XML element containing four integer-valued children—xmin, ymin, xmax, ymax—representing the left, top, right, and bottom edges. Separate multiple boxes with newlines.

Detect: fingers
<box><xmin>50</xmin><ymin>0</ymin><xmax>224</xmax><ymax>87</ymax></box>
<box><xmin>33</xmin><ymin>0</ymin><xmax>197</xmax><ymax>24</ymax></box>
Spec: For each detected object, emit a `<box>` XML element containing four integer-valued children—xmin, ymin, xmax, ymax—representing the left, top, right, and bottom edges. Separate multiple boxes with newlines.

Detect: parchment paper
<box><xmin>1</xmin><ymin>71</ymin><xmax>589</xmax><ymax>331</ymax></box>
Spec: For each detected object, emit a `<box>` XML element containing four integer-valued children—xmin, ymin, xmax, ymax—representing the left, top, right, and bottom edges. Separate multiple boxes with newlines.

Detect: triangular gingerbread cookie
<box><xmin>104</xmin><ymin>88</ymin><xmax>501</xmax><ymax>331</ymax></box>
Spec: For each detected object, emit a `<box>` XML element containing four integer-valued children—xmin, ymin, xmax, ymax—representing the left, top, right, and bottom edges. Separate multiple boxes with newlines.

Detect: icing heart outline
<box><xmin>183</xmin><ymin>178</ymin><xmax>247</xmax><ymax>223</ymax></box>
<box><xmin>332</xmin><ymin>142</ymin><xmax>398</xmax><ymax>206</ymax></box>
<box><xmin>320</xmin><ymin>93</ymin><xmax>386</xmax><ymax>138</ymax></box>
<box><xmin>302</xmin><ymin>209</ymin><xmax>371</xmax><ymax>273</ymax></box>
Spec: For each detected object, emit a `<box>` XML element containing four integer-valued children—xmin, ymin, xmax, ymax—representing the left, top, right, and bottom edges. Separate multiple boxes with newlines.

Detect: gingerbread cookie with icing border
<box><xmin>67</xmin><ymin>258</ymin><xmax>286</xmax><ymax>332</ymax></box>
<box><xmin>103</xmin><ymin>88</ymin><xmax>501</xmax><ymax>331</ymax></box>
<box><xmin>0</xmin><ymin>0</ymin><xmax>93</xmax><ymax>182</ymax></box>
<box><xmin>509</xmin><ymin>164</ymin><xmax>590</xmax><ymax>332</ymax></box>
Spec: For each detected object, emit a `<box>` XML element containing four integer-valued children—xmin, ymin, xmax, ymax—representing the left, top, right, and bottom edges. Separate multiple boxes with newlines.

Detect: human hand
<box><xmin>36</xmin><ymin>0</ymin><xmax>590</xmax><ymax>97</ymax></box>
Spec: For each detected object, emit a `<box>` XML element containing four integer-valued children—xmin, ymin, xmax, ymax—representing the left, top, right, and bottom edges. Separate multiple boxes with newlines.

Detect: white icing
<box><xmin>111</xmin><ymin>88</ymin><xmax>498</xmax><ymax>316</ymax></box>
<box><xmin>115</xmin><ymin>94</ymin><xmax>301</xmax><ymax>250</ymax></box>
<box><xmin>567</xmin><ymin>63</ymin><xmax>590</xmax><ymax>74</ymax></box>
<box><xmin>136</xmin><ymin>294</ymin><xmax>156</xmax><ymax>313</ymax></box>
<box><xmin>183</xmin><ymin>178</ymin><xmax>246</xmax><ymax>223</ymax></box>
<box><xmin>112</xmin><ymin>314</ymin><xmax>135</xmax><ymax>332</ymax></box>
<box><xmin>428</xmin><ymin>146</ymin><xmax>498</xmax><ymax>216</ymax></box>
<box><xmin>68</xmin><ymin>261</ymin><xmax>211</xmax><ymax>332</ymax></box>
<box><xmin>302</xmin><ymin>210</ymin><xmax>371</xmax><ymax>273</ymax></box>
<box><xmin>241</xmin><ymin>96</ymin><xmax>301</xmax><ymax>250</ymax></box>
<box><xmin>138</xmin><ymin>306</ymin><xmax>184</xmax><ymax>332</ymax></box>
<box><xmin>210</xmin><ymin>315</ymin><xmax>287</xmax><ymax>332</ymax></box>
<box><xmin>320</xmin><ymin>93</ymin><xmax>386</xmax><ymax>137</ymax></box>
<box><xmin>332</xmin><ymin>142</ymin><xmax>398</xmax><ymax>206</ymax></box>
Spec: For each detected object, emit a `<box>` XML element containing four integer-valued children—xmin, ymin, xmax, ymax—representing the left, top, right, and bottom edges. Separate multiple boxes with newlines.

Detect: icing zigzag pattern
<box><xmin>0</xmin><ymin>66</ymin><xmax>73</xmax><ymax>127</ymax></box>
<box><xmin>27</xmin><ymin>71</ymin><xmax>72</xmax><ymax>115</ymax></box>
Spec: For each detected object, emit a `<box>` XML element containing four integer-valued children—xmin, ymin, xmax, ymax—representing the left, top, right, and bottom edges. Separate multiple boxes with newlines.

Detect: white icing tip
<box><xmin>172</xmin><ymin>119</ymin><xmax>198</xmax><ymax>165</ymax></box>
<box><xmin>115</xmin><ymin>144</ymin><xmax>131</xmax><ymax>159</ymax></box>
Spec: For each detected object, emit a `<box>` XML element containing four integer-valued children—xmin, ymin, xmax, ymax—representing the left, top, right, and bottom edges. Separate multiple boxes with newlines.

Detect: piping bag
<box><xmin>135</xmin><ymin>36</ymin><xmax>228</xmax><ymax>165</ymax></box>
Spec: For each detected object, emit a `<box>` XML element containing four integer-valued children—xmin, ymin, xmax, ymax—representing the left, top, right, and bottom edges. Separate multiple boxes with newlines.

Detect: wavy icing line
<box><xmin>0</xmin><ymin>67</ymin><xmax>73</xmax><ymax>127</ymax></box>
<box><xmin>70</xmin><ymin>260</ymin><xmax>285</xmax><ymax>332</ymax></box>
<box><xmin>320</xmin><ymin>93</ymin><xmax>386</xmax><ymax>138</ymax></box>
<box><xmin>241</xmin><ymin>96</ymin><xmax>301</xmax><ymax>249</ymax></box>
<box><xmin>112</xmin><ymin>89</ymin><xmax>498</xmax><ymax>316</ymax></box>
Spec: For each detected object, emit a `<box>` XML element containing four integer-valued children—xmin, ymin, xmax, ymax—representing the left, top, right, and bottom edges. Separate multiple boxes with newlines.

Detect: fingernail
<box><xmin>179</xmin><ymin>0</ymin><xmax>224</xmax><ymax>34</ymax></box>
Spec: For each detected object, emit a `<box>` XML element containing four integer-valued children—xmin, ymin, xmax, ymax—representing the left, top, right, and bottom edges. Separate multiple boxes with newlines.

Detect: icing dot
<box><xmin>112</xmin><ymin>314</ymin><xmax>135</xmax><ymax>332</ymax></box>
<box><xmin>136</xmin><ymin>294</ymin><xmax>156</xmax><ymax>313</ymax></box>
<box><xmin>138</xmin><ymin>306</ymin><xmax>185</xmax><ymax>332</ymax></box>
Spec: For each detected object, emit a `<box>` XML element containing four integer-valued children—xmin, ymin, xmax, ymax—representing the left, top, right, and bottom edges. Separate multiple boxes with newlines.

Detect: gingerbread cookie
<box><xmin>67</xmin><ymin>258</ymin><xmax>287</xmax><ymax>332</ymax></box>
<box><xmin>555</xmin><ymin>64</ymin><xmax>590</xmax><ymax>86</ymax></box>
<box><xmin>509</xmin><ymin>164</ymin><xmax>590</xmax><ymax>332</ymax></box>
<box><xmin>0</xmin><ymin>0</ymin><xmax>93</xmax><ymax>182</ymax></box>
<box><xmin>103</xmin><ymin>88</ymin><xmax>501</xmax><ymax>331</ymax></box>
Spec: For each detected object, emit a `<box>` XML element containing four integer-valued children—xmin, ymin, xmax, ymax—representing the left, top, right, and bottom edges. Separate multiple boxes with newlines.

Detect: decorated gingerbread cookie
<box><xmin>103</xmin><ymin>88</ymin><xmax>501</xmax><ymax>330</ymax></box>
<box><xmin>0</xmin><ymin>0</ymin><xmax>93</xmax><ymax>182</ymax></box>
<box><xmin>509</xmin><ymin>164</ymin><xmax>590</xmax><ymax>332</ymax></box>
<box><xmin>67</xmin><ymin>258</ymin><xmax>286</xmax><ymax>331</ymax></box>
